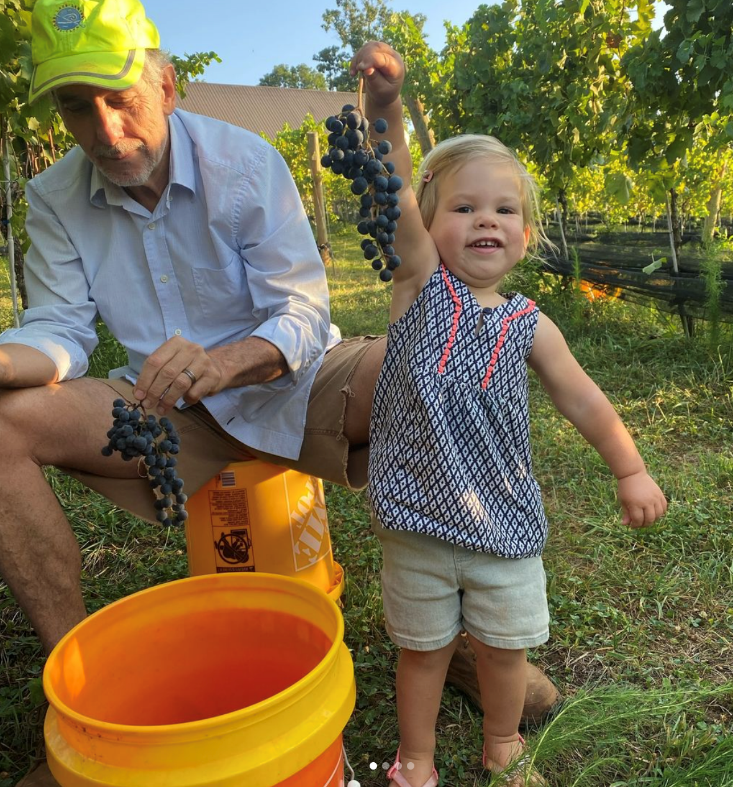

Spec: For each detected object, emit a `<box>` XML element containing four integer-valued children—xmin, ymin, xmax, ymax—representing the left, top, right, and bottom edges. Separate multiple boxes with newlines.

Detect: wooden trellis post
<box><xmin>306</xmin><ymin>131</ymin><xmax>333</xmax><ymax>270</ymax></box>
<box><xmin>2</xmin><ymin>126</ymin><xmax>20</xmax><ymax>328</ymax></box>
<box><xmin>666</xmin><ymin>191</ymin><xmax>694</xmax><ymax>337</ymax></box>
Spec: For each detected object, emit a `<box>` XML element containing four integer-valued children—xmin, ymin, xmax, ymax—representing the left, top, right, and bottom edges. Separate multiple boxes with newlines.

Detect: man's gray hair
<box><xmin>141</xmin><ymin>49</ymin><xmax>174</xmax><ymax>87</ymax></box>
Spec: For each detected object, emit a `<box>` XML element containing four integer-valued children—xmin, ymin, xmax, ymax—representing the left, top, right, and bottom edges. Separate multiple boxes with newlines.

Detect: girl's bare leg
<box><xmin>468</xmin><ymin>634</ymin><xmax>546</xmax><ymax>785</ymax></box>
<box><xmin>390</xmin><ymin>637</ymin><xmax>458</xmax><ymax>786</ymax></box>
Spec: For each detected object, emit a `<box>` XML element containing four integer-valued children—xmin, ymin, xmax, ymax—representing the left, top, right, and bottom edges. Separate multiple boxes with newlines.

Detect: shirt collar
<box><xmin>89</xmin><ymin>111</ymin><xmax>196</xmax><ymax>208</ymax></box>
<box><xmin>167</xmin><ymin>111</ymin><xmax>197</xmax><ymax>195</ymax></box>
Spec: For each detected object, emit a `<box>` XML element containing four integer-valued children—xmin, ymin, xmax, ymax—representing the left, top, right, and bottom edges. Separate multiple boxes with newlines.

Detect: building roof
<box><xmin>176</xmin><ymin>82</ymin><xmax>359</xmax><ymax>139</ymax></box>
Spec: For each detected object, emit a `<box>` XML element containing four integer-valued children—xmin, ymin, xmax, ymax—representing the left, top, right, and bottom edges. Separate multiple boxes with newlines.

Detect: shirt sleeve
<box><xmin>0</xmin><ymin>180</ymin><xmax>99</xmax><ymax>380</ymax></box>
<box><xmin>234</xmin><ymin>141</ymin><xmax>331</xmax><ymax>383</ymax></box>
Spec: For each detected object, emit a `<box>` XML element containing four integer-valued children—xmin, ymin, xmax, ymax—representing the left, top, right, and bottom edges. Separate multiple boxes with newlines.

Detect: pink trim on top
<box><xmin>438</xmin><ymin>263</ymin><xmax>463</xmax><ymax>374</ymax></box>
<box><xmin>481</xmin><ymin>300</ymin><xmax>536</xmax><ymax>389</ymax></box>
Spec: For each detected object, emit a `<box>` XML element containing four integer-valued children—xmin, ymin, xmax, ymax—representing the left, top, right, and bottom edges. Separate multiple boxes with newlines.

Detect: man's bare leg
<box><xmin>0</xmin><ymin>379</ymin><xmax>141</xmax><ymax>653</ymax></box>
<box><xmin>342</xmin><ymin>336</ymin><xmax>386</xmax><ymax>445</ymax></box>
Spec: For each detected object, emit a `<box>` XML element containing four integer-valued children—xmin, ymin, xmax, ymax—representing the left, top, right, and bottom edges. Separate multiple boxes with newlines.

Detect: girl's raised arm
<box><xmin>351</xmin><ymin>42</ymin><xmax>440</xmax><ymax>315</ymax></box>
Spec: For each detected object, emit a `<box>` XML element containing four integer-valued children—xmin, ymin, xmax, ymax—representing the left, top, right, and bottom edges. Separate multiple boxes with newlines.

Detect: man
<box><xmin>3</xmin><ymin>0</ymin><xmax>558</xmax><ymax>768</ymax></box>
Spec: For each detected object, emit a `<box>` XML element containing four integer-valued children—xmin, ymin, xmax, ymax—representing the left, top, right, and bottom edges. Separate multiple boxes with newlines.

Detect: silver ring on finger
<box><xmin>182</xmin><ymin>367</ymin><xmax>197</xmax><ymax>385</ymax></box>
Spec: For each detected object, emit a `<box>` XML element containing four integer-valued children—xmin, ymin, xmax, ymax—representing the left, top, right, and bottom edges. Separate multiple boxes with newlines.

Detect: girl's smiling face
<box><xmin>428</xmin><ymin>158</ymin><xmax>530</xmax><ymax>293</ymax></box>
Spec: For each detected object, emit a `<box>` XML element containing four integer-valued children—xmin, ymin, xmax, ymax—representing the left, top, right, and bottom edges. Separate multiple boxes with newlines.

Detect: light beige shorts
<box><xmin>67</xmin><ymin>336</ymin><xmax>385</xmax><ymax>522</ymax></box>
<box><xmin>372</xmin><ymin>516</ymin><xmax>550</xmax><ymax>652</ymax></box>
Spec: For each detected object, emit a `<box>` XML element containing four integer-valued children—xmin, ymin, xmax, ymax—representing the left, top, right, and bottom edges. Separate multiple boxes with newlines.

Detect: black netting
<box><xmin>541</xmin><ymin>233</ymin><xmax>733</xmax><ymax>322</ymax></box>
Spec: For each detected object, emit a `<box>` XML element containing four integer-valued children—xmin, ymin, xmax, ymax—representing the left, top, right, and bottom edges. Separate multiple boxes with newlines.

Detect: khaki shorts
<box><xmin>372</xmin><ymin>516</ymin><xmax>550</xmax><ymax>652</ymax></box>
<box><xmin>67</xmin><ymin>336</ymin><xmax>385</xmax><ymax>522</ymax></box>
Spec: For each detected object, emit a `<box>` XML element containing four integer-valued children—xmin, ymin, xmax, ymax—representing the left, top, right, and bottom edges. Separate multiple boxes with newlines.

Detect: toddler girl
<box><xmin>352</xmin><ymin>42</ymin><xmax>667</xmax><ymax>787</ymax></box>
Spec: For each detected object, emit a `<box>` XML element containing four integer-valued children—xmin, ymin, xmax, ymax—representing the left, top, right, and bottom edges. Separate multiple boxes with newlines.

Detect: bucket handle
<box><xmin>343</xmin><ymin>744</ymin><xmax>360</xmax><ymax>787</ymax></box>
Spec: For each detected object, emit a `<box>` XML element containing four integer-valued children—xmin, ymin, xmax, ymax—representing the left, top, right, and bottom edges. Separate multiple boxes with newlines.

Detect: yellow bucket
<box><xmin>185</xmin><ymin>460</ymin><xmax>344</xmax><ymax>601</ymax></box>
<box><xmin>44</xmin><ymin>573</ymin><xmax>355</xmax><ymax>786</ymax></box>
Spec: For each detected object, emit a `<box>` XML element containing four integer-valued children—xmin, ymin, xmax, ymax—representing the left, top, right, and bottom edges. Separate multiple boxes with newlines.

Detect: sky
<box><xmin>140</xmin><ymin>1</ymin><xmax>504</xmax><ymax>87</ymax></box>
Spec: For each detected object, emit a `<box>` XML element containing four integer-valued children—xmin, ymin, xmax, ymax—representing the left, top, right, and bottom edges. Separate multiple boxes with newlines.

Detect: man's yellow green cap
<box><xmin>28</xmin><ymin>0</ymin><xmax>160</xmax><ymax>103</ymax></box>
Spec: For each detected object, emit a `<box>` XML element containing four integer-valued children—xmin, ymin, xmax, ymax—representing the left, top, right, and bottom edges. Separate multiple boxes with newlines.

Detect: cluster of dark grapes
<box><xmin>102</xmin><ymin>398</ymin><xmax>188</xmax><ymax>527</ymax></box>
<box><xmin>321</xmin><ymin>104</ymin><xmax>402</xmax><ymax>282</ymax></box>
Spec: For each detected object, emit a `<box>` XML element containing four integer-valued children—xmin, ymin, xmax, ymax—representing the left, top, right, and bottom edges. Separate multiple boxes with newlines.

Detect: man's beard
<box><xmin>93</xmin><ymin>140</ymin><xmax>166</xmax><ymax>188</ymax></box>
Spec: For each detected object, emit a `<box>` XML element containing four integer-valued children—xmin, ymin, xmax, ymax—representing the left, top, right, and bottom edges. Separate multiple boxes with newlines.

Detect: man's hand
<box><xmin>350</xmin><ymin>41</ymin><xmax>405</xmax><ymax>108</ymax></box>
<box><xmin>134</xmin><ymin>336</ymin><xmax>224</xmax><ymax>414</ymax></box>
<box><xmin>617</xmin><ymin>471</ymin><xmax>668</xmax><ymax>528</ymax></box>
<box><xmin>134</xmin><ymin>335</ymin><xmax>290</xmax><ymax>415</ymax></box>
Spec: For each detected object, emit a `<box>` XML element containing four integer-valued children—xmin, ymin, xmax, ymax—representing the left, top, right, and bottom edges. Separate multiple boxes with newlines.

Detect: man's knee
<box><xmin>0</xmin><ymin>378</ymin><xmax>115</xmax><ymax>466</ymax></box>
<box><xmin>0</xmin><ymin>387</ymin><xmax>42</xmax><ymax>448</ymax></box>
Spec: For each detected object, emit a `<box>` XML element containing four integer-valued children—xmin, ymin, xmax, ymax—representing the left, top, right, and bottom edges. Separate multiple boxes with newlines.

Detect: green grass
<box><xmin>2</xmin><ymin>238</ymin><xmax>733</xmax><ymax>786</ymax></box>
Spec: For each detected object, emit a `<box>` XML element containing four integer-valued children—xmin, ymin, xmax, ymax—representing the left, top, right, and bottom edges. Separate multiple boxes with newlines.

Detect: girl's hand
<box><xmin>617</xmin><ymin>471</ymin><xmax>668</xmax><ymax>528</ymax></box>
<box><xmin>350</xmin><ymin>41</ymin><xmax>405</xmax><ymax>107</ymax></box>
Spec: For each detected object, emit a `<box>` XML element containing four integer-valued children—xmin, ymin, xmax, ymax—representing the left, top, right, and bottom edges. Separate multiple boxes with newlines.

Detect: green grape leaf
<box><xmin>605</xmin><ymin>172</ymin><xmax>633</xmax><ymax>205</ymax></box>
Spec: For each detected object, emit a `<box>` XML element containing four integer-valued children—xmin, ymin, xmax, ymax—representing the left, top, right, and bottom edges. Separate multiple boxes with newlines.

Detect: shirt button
<box><xmin>148</xmin><ymin>222</ymin><xmax>156</xmax><ymax>230</ymax></box>
<box><xmin>160</xmin><ymin>275</ymin><xmax>168</xmax><ymax>283</ymax></box>
<box><xmin>174</xmin><ymin>329</ymin><xmax>182</xmax><ymax>336</ymax></box>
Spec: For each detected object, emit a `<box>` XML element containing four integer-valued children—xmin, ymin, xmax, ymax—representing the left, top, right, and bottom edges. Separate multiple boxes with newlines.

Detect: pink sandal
<box><xmin>387</xmin><ymin>747</ymin><xmax>439</xmax><ymax>787</ymax></box>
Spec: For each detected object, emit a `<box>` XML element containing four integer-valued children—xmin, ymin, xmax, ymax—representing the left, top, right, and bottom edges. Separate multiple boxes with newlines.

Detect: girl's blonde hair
<box><xmin>415</xmin><ymin>134</ymin><xmax>552</xmax><ymax>260</ymax></box>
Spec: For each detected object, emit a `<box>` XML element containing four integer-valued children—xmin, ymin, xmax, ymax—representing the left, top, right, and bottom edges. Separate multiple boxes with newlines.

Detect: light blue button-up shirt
<box><xmin>0</xmin><ymin>110</ymin><xmax>340</xmax><ymax>459</ymax></box>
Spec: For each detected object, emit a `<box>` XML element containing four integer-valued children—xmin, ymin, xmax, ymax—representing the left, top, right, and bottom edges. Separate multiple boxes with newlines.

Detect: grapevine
<box><xmin>321</xmin><ymin>77</ymin><xmax>402</xmax><ymax>282</ymax></box>
<box><xmin>101</xmin><ymin>398</ymin><xmax>188</xmax><ymax>527</ymax></box>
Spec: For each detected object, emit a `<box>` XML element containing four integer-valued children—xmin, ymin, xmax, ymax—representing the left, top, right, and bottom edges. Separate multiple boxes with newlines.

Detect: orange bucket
<box><xmin>44</xmin><ymin>573</ymin><xmax>355</xmax><ymax>786</ymax></box>
<box><xmin>185</xmin><ymin>460</ymin><xmax>344</xmax><ymax>601</ymax></box>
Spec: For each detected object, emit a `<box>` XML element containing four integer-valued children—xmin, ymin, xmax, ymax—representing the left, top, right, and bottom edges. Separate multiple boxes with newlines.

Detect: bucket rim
<box><xmin>43</xmin><ymin>572</ymin><xmax>346</xmax><ymax>737</ymax></box>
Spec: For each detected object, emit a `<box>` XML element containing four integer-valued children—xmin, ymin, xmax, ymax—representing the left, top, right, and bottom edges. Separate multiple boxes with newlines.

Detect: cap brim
<box><xmin>28</xmin><ymin>48</ymin><xmax>146</xmax><ymax>103</ymax></box>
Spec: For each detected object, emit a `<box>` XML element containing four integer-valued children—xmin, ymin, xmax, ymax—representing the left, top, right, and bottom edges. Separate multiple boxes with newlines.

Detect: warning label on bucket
<box><xmin>290</xmin><ymin>477</ymin><xmax>331</xmax><ymax>572</ymax></box>
<box><xmin>209</xmin><ymin>489</ymin><xmax>256</xmax><ymax>572</ymax></box>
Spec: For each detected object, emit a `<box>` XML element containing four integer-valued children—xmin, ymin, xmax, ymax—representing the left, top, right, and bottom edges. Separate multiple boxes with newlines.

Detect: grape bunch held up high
<box><xmin>321</xmin><ymin>92</ymin><xmax>403</xmax><ymax>281</ymax></box>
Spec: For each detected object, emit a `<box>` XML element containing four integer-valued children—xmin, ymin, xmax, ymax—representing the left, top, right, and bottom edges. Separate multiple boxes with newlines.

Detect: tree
<box><xmin>382</xmin><ymin>11</ymin><xmax>439</xmax><ymax>154</ymax></box>
<box><xmin>621</xmin><ymin>0</ymin><xmax>733</xmax><ymax>252</ymax></box>
<box><xmin>439</xmin><ymin>0</ymin><xmax>651</xmax><ymax>258</ymax></box>
<box><xmin>322</xmin><ymin>0</ymin><xmax>395</xmax><ymax>54</ymax></box>
<box><xmin>313</xmin><ymin>46</ymin><xmax>352</xmax><ymax>92</ymax></box>
<box><xmin>608</xmin><ymin>0</ymin><xmax>733</xmax><ymax>333</ymax></box>
<box><xmin>171</xmin><ymin>51</ymin><xmax>221</xmax><ymax>96</ymax></box>
<box><xmin>0</xmin><ymin>0</ymin><xmax>56</xmax><ymax>314</ymax></box>
<box><xmin>259</xmin><ymin>64</ymin><xmax>327</xmax><ymax>91</ymax></box>
<box><xmin>623</xmin><ymin>0</ymin><xmax>733</xmax><ymax>166</ymax></box>
<box><xmin>318</xmin><ymin>0</ymin><xmax>434</xmax><ymax>151</ymax></box>
<box><xmin>314</xmin><ymin>0</ymin><xmax>399</xmax><ymax>93</ymax></box>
